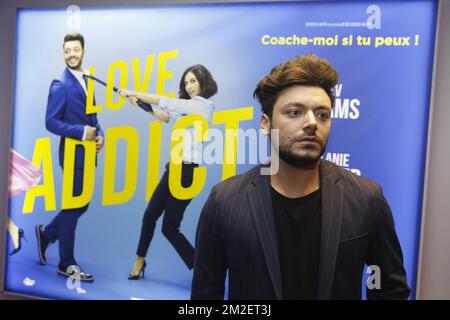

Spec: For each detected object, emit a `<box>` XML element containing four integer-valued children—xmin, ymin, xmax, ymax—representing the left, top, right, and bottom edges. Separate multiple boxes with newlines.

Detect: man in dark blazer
<box><xmin>36</xmin><ymin>33</ymin><xmax>104</xmax><ymax>281</ymax></box>
<box><xmin>191</xmin><ymin>54</ymin><xmax>410</xmax><ymax>299</ymax></box>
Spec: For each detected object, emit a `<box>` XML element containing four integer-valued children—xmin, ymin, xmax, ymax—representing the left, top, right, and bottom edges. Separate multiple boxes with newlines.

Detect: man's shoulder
<box><xmin>322</xmin><ymin>160</ymin><xmax>382</xmax><ymax>195</ymax></box>
<box><xmin>49</xmin><ymin>71</ymin><xmax>70</xmax><ymax>91</ymax></box>
<box><xmin>211</xmin><ymin>161</ymin><xmax>384</xmax><ymax>201</ymax></box>
<box><xmin>211</xmin><ymin>165</ymin><xmax>262</xmax><ymax>195</ymax></box>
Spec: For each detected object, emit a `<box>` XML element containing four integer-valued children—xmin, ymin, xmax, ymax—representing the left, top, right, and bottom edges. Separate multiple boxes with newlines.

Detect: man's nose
<box><xmin>302</xmin><ymin>110</ymin><xmax>318</xmax><ymax>131</ymax></box>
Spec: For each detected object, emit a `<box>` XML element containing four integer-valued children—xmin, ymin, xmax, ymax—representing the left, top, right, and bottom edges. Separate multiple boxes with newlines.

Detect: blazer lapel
<box><xmin>247</xmin><ymin>167</ymin><xmax>283</xmax><ymax>299</ymax></box>
<box><xmin>317</xmin><ymin>160</ymin><xmax>344</xmax><ymax>299</ymax></box>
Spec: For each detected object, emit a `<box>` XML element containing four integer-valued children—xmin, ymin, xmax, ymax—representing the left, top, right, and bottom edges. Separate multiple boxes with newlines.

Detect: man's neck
<box><xmin>270</xmin><ymin>159</ymin><xmax>320</xmax><ymax>198</ymax></box>
<box><xmin>68</xmin><ymin>66</ymin><xmax>83</xmax><ymax>73</ymax></box>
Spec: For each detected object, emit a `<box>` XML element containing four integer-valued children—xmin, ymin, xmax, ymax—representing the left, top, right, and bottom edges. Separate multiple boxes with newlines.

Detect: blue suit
<box><xmin>44</xmin><ymin>67</ymin><xmax>103</xmax><ymax>268</ymax></box>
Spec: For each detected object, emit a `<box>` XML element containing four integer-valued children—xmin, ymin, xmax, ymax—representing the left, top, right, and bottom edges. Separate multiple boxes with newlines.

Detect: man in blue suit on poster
<box><xmin>36</xmin><ymin>33</ymin><xmax>104</xmax><ymax>281</ymax></box>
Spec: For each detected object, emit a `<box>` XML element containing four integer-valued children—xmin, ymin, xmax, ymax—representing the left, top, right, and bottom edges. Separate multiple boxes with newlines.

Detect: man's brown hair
<box><xmin>253</xmin><ymin>54</ymin><xmax>339</xmax><ymax>118</ymax></box>
<box><xmin>63</xmin><ymin>33</ymin><xmax>85</xmax><ymax>49</ymax></box>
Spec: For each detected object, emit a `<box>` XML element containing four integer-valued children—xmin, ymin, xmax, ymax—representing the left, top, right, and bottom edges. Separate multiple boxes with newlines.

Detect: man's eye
<box><xmin>317</xmin><ymin>111</ymin><xmax>330</xmax><ymax>120</ymax></box>
<box><xmin>287</xmin><ymin>110</ymin><xmax>299</xmax><ymax>117</ymax></box>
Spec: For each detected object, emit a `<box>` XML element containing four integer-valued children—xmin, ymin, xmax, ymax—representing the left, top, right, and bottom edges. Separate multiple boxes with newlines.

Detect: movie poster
<box><xmin>4</xmin><ymin>1</ymin><xmax>436</xmax><ymax>299</ymax></box>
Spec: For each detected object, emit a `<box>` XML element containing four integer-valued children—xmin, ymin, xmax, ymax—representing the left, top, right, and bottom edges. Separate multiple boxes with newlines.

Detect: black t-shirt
<box><xmin>271</xmin><ymin>186</ymin><xmax>322</xmax><ymax>299</ymax></box>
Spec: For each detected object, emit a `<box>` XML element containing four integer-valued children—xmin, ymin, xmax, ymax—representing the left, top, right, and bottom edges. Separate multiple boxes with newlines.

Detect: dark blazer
<box><xmin>45</xmin><ymin>68</ymin><xmax>103</xmax><ymax>168</ymax></box>
<box><xmin>192</xmin><ymin>160</ymin><xmax>410</xmax><ymax>300</ymax></box>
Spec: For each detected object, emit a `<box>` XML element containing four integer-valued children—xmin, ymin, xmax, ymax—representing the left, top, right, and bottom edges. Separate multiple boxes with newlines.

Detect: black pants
<box><xmin>136</xmin><ymin>162</ymin><xmax>196</xmax><ymax>269</ymax></box>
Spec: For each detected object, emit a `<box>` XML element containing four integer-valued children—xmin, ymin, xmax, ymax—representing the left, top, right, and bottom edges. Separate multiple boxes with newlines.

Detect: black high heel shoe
<box><xmin>128</xmin><ymin>260</ymin><xmax>147</xmax><ymax>280</ymax></box>
<box><xmin>10</xmin><ymin>229</ymin><xmax>28</xmax><ymax>256</ymax></box>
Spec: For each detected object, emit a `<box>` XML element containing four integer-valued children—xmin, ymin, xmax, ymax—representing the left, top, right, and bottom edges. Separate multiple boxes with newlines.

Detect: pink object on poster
<box><xmin>8</xmin><ymin>149</ymin><xmax>41</xmax><ymax>197</ymax></box>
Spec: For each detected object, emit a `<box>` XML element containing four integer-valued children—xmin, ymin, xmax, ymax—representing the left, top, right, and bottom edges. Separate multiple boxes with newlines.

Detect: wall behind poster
<box><xmin>4</xmin><ymin>0</ymin><xmax>436</xmax><ymax>299</ymax></box>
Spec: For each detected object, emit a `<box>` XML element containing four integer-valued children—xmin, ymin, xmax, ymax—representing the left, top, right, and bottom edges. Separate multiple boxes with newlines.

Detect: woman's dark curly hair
<box><xmin>178</xmin><ymin>64</ymin><xmax>218</xmax><ymax>99</ymax></box>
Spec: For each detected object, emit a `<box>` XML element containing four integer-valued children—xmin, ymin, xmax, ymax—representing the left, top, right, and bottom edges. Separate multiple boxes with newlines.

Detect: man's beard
<box><xmin>277</xmin><ymin>138</ymin><xmax>327</xmax><ymax>169</ymax></box>
<box><xmin>65</xmin><ymin>57</ymin><xmax>82</xmax><ymax>70</ymax></box>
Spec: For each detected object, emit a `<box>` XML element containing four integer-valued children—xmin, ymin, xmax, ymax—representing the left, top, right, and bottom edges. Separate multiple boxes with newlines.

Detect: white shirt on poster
<box><xmin>157</xmin><ymin>95</ymin><xmax>214</xmax><ymax>164</ymax></box>
<box><xmin>68</xmin><ymin>68</ymin><xmax>91</xmax><ymax>141</ymax></box>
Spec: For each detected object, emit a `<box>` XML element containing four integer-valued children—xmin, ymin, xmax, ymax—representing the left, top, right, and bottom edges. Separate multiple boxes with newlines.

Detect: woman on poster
<box><xmin>7</xmin><ymin>149</ymin><xmax>41</xmax><ymax>255</ymax></box>
<box><xmin>119</xmin><ymin>64</ymin><xmax>218</xmax><ymax>280</ymax></box>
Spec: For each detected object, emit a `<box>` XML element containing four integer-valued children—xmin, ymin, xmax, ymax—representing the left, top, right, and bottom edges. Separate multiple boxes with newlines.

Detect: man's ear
<box><xmin>260</xmin><ymin>113</ymin><xmax>271</xmax><ymax>135</ymax></box>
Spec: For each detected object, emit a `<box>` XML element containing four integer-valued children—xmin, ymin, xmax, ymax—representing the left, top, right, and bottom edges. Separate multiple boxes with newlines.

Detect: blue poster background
<box><xmin>5</xmin><ymin>0</ymin><xmax>436</xmax><ymax>299</ymax></box>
